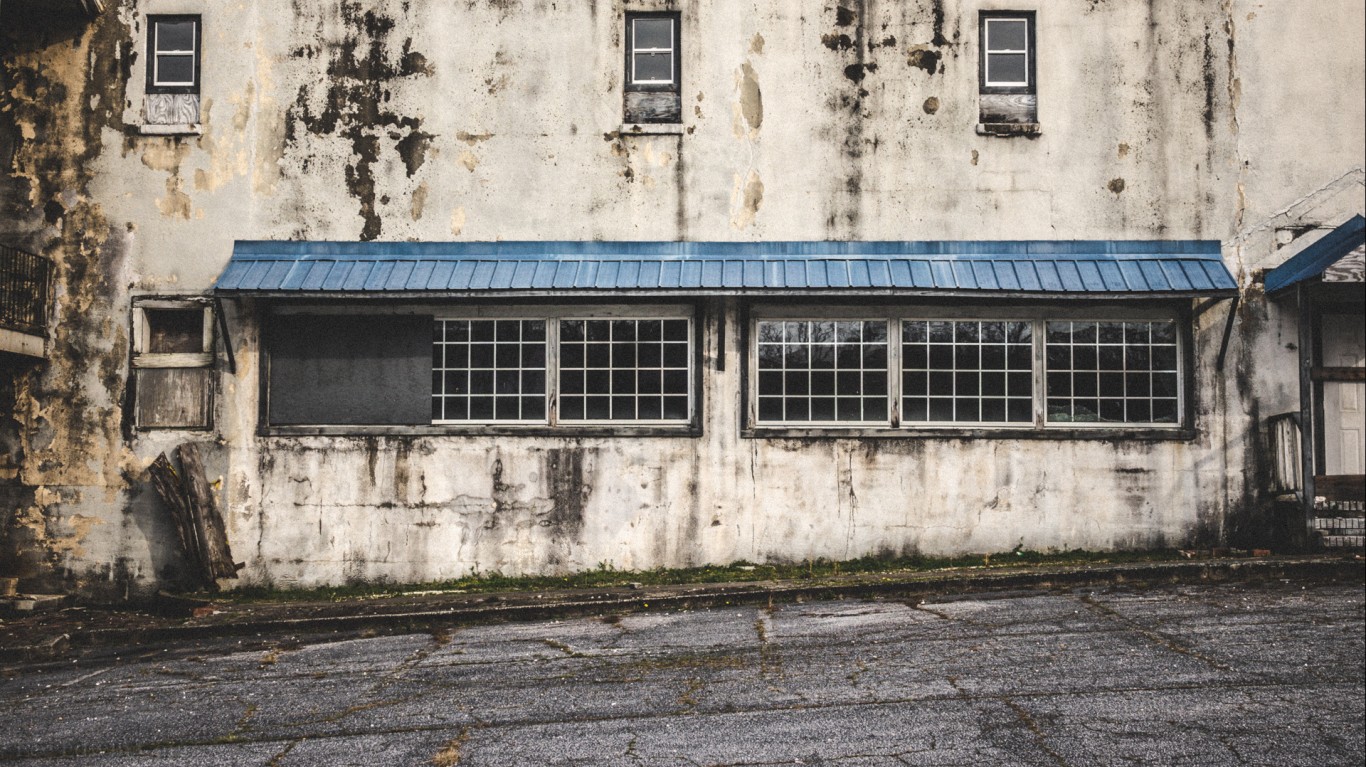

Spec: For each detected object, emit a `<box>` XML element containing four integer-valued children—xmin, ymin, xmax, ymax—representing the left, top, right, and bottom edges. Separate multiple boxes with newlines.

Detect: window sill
<box><xmin>259</xmin><ymin>424</ymin><xmax>703</xmax><ymax>438</ymax></box>
<box><xmin>742</xmin><ymin>426</ymin><xmax>1195</xmax><ymax>441</ymax></box>
<box><xmin>976</xmin><ymin>122</ymin><xmax>1041</xmax><ymax>137</ymax></box>
<box><xmin>619</xmin><ymin>122</ymin><xmax>686</xmax><ymax>136</ymax></box>
<box><xmin>139</xmin><ymin>123</ymin><xmax>203</xmax><ymax>136</ymax></box>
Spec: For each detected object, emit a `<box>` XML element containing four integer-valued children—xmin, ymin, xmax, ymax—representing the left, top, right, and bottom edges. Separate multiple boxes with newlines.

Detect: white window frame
<box><xmin>431</xmin><ymin>306</ymin><xmax>694</xmax><ymax>428</ymax></box>
<box><xmin>1041</xmin><ymin>319</ymin><xmax>1185</xmax><ymax>429</ymax></box>
<box><xmin>748</xmin><ymin>307</ymin><xmax>1186</xmax><ymax>433</ymax></box>
<box><xmin>983</xmin><ymin>16</ymin><xmax>1031</xmax><ymax>88</ymax></box>
<box><xmin>150</xmin><ymin>17</ymin><xmax>199</xmax><ymax>89</ymax></box>
<box><xmin>753</xmin><ymin>318</ymin><xmax>893</xmax><ymax>428</ymax></box>
<box><xmin>900</xmin><ymin>318</ymin><xmax>1037</xmax><ymax>428</ymax></box>
<box><xmin>630</xmin><ymin>16</ymin><xmax>676</xmax><ymax>86</ymax></box>
<box><xmin>432</xmin><ymin>318</ymin><xmax>549</xmax><ymax>426</ymax></box>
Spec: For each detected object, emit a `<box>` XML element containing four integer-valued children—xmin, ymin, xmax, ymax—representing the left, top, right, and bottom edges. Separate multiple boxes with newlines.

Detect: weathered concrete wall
<box><xmin>0</xmin><ymin>0</ymin><xmax>1362</xmax><ymax>594</ymax></box>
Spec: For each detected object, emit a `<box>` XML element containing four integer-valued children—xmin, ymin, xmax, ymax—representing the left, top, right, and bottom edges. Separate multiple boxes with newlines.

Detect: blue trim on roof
<box><xmin>1264</xmin><ymin>215</ymin><xmax>1366</xmax><ymax>294</ymax></box>
<box><xmin>215</xmin><ymin>240</ymin><xmax>1237</xmax><ymax>296</ymax></box>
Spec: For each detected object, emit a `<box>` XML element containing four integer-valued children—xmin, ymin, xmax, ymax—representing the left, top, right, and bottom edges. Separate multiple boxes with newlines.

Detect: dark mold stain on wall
<box><xmin>283</xmin><ymin>2</ymin><xmax>436</xmax><ymax>240</ymax></box>
<box><xmin>1</xmin><ymin>8</ymin><xmax>136</xmax><ymax>594</ymax></box>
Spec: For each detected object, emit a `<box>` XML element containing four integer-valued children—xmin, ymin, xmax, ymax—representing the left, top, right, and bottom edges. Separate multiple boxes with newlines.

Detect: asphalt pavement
<box><xmin>1</xmin><ymin>577</ymin><xmax>1362</xmax><ymax>766</ymax></box>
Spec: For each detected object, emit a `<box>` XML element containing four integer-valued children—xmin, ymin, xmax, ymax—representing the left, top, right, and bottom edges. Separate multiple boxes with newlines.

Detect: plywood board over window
<box><xmin>132</xmin><ymin>299</ymin><xmax>214</xmax><ymax>430</ymax></box>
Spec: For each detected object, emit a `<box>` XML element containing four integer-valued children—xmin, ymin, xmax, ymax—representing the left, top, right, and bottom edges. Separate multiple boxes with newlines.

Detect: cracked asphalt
<box><xmin>1</xmin><ymin>579</ymin><xmax>1362</xmax><ymax>766</ymax></box>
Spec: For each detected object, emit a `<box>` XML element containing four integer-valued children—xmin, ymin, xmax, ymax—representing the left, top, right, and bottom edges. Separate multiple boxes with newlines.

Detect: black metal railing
<box><xmin>0</xmin><ymin>243</ymin><xmax>51</xmax><ymax>337</ymax></box>
<box><xmin>1266</xmin><ymin>412</ymin><xmax>1302</xmax><ymax>496</ymax></box>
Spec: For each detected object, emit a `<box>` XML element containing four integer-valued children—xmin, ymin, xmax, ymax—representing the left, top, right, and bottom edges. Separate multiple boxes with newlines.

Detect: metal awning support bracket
<box><xmin>213</xmin><ymin>296</ymin><xmax>237</xmax><ymax>375</ymax></box>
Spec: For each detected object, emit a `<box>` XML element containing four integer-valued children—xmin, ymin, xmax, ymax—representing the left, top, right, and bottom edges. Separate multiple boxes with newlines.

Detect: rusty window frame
<box><xmin>146</xmin><ymin>15</ymin><xmax>201</xmax><ymax>94</ymax></box>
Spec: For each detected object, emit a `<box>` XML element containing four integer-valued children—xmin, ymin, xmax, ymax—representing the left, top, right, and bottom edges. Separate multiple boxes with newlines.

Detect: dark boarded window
<box><xmin>978</xmin><ymin>11</ymin><xmax>1038</xmax><ymax>128</ymax></box>
<box><xmin>146</xmin><ymin>15</ymin><xmax>200</xmax><ymax>94</ymax></box>
<box><xmin>623</xmin><ymin>12</ymin><xmax>681</xmax><ymax>123</ymax></box>
<box><xmin>267</xmin><ymin>314</ymin><xmax>431</xmax><ymax>426</ymax></box>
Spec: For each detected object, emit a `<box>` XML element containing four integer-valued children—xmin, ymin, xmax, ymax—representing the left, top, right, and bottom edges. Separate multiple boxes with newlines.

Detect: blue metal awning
<box><xmin>1264</xmin><ymin>215</ymin><xmax>1366</xmax><ymax>294</ymax></box>
<box><xmin>214</xmin><ymin>240</ymin><xmax>1237</xmax><ymax>298</ymax></box>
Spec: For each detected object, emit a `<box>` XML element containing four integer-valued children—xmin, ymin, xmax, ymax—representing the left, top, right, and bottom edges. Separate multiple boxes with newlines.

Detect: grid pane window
<box><xmin>1044</xmin><ymin>320</ymin><xmax>1179</xmax><ymax>424</ymax></box>
<box><xmin>756</xmin><ymin>320</ymin><xmax>889</xmax><ymax>424</ymax></box>
<box><xmin>559</xmin><ymin>318</ymin><xmax>690</xmax><ymax>422</ymax></box>
<box><xmin>433</xmin><ymin>320</ymin><xmax>546</xmax><ymax>422</ymax></box>
<box><xmin>902</xmin><ymin>320</ymin><xmax>1033</xmax><ymax>424</ymax></box>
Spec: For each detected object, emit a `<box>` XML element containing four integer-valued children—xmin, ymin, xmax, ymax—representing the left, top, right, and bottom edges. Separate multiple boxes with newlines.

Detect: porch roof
<box><xmin>1265</xmin><ymin>215</ymin><xmax>1366</xmax><ymax>294</ymax></box>
<box><xmin>214</xmin><ymin>239</ymin><xmax>1238</xmax><ymax>298</ymax></box>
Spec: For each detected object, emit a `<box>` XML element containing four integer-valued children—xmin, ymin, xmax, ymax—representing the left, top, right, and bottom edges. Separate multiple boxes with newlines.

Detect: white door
<box><xmin>1322</xmin><ymin>314</ymin><xmax>1366</xmax><ymax>475</ymax></box>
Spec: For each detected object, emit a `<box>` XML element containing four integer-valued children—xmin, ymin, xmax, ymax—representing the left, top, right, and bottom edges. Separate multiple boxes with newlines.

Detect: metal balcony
<box><xmin>0</xmin><ymin>243</ymin><xmax>51</xmax><ymax>358</ymax></box>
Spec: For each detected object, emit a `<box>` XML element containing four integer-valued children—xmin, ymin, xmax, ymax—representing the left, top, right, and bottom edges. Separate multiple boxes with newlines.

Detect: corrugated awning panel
<box><xmin>215</xmin><ymin>240</ymin><xmax>1238</xmax><ymax>296</ymax></box>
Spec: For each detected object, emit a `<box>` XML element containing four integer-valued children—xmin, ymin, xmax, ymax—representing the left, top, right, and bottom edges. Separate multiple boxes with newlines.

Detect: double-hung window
<box><xmin>750</xmin><ymin>311</ymin><xmax>1186</xmax><ymax>432</ymax></box>
<box><xmin>145</xmin><ymin>15</ymin><xmax>202</xmax><ymax>126</ymax></box>
<box><xmin>147</xmin><ymin>15</ymin><xmax>200</xmax><ymax>93</ymax></box>
<box><xmin>978</xmin><ymin>11</ymin><xmax>1038</xmax><ymax>131</ymax></box>
<box><xmin>623</xmin><ymin>12</ymin><xmax>682</xmax><ymax>124</ymax></box>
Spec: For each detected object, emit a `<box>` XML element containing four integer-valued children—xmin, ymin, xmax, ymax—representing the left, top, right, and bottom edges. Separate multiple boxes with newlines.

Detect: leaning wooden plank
<box><xmin>177</xmin><ymin>443</ymin><xmax>241</xmax><ymax>581</ymax></box>
<box><xmin>147</xmin><ymin>452</ymin><xmax>205</xmax><ymax>580</ymax></box>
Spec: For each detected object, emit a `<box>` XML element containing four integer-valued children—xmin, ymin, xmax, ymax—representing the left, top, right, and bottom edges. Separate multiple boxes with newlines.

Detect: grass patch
<box><xmin>205</xmin><ymin>548</ymin><xmax>1184</xmax><ymax>605</ymax></box>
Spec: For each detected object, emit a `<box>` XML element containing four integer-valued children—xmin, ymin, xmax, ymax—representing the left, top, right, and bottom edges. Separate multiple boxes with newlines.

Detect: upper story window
<box><xmin>623</xmin><ymin>12</ymin><xmax>682</xmax><ymax>124</ymax></box>
<box><xmin>147</xmin><ymin>15</ymin><xmax>200</xmax><ymax>93</ymax></box>
<box><xmin>143</xmin><ymin>15</ymin><xmax>202</xmax><ymax>129</ymax></box>
<box><xmin>981</xmin><ymin>14</ymin><xmax>1032</xmax><ymax>90</ymax></box>
<box><xmin>978</xmin><ymin>11</ymin><xmax>1039</xmax><ymax>134</ymax></box>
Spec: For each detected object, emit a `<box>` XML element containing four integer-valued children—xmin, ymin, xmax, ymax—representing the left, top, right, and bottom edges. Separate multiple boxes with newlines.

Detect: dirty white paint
<box><xmin>1</xmin><ymin>0</ymin><xmax>1363</xmax><ymax>594</ymax></box>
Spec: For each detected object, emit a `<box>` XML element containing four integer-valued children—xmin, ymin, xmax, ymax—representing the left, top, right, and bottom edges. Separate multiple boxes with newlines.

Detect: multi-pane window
<box><xmin>756</xmin><ymin>320</ymin><xmax>889</xmax><ymax>424</ymax></box>
<box><xmin>752</xmin><ymin>314</ymin><xmax>1184</xmax><ymax>431</ymax></box>
<box><xmin>431</xmin><ymin>315</ymin><xmax>691</xmax><ymax>426</ymax></box>
<box><xmin>433</xmin><ymin>320</ymin><xmax>546</xmax><ymax>423</ymax></box>
<box><xmin>560</xmin><ymin>319</ymin><xmax>690</xmax><ymax>422</ymax></box>
<box><xmin>1044</xmin><ymin>321</ymin><xmax>1180</xmax><ymax>425</ymax></box>
<box><xmin>147</xmin><ymin>16</ymin><xmax>200</xmax><ymax>92</ymax></box>
<box><xmin>902</xmin><ymin>320</ymin><xmax>1033</xmax><ymax>424</ymax></box>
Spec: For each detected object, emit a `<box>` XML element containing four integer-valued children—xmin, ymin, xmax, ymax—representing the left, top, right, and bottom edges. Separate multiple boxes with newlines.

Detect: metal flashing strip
<box><xmin>215</xmin><ymin>240</ymin><xmax>1238</xmax><ymax>298</ymax></box>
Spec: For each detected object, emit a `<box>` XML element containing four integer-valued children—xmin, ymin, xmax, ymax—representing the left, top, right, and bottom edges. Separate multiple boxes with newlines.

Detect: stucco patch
<box><xmin>729</xmin><ymin>170</ymin><xmax>764</xmax><ymax>230</ymax></box>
